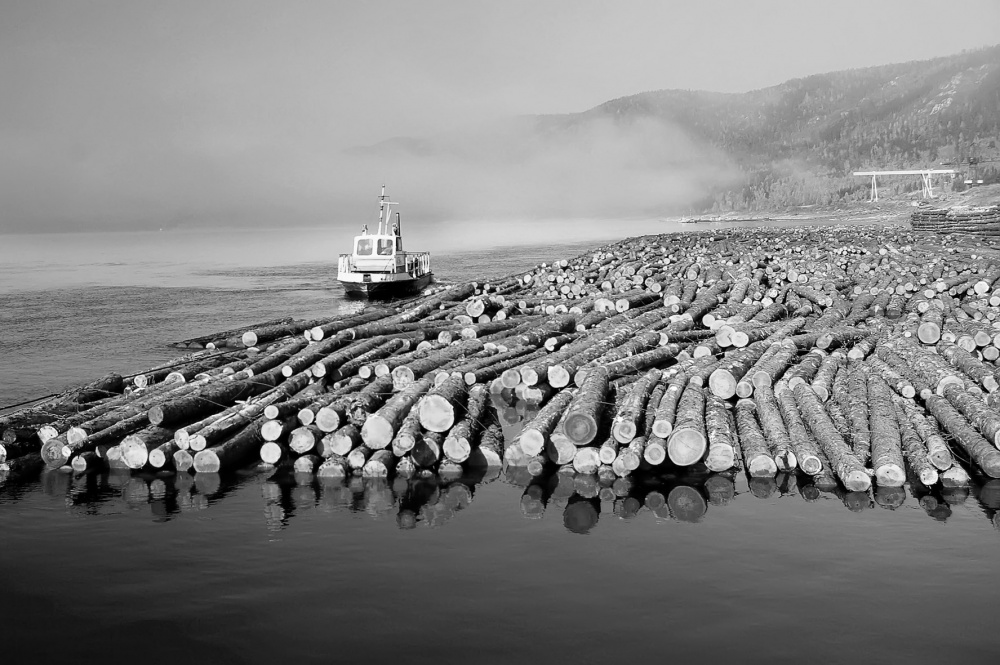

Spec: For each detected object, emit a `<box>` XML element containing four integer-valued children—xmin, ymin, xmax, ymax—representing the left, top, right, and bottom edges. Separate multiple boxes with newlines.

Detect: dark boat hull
<box><xmin>340</xmin><ymin>272</ymin><xmax>434</xmax><ymax>299</ymax></box>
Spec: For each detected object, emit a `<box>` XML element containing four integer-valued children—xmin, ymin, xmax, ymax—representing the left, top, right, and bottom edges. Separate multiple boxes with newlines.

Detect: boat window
<box><xmin>377</xmin><ymin>239</ymin><xmax>394</xmax><ymax>255</ymax></box>
<box><xmin>356</xmin><ymin>238</ymin><xmax>373</xmax><ymax>255</ymax></box>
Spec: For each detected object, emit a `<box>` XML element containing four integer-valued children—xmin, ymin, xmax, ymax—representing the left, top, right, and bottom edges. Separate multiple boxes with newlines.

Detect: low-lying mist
<box><xmin>1</xmin><ymin>112</ymin><xmax>739</xmax><ymax>235</ymax></box>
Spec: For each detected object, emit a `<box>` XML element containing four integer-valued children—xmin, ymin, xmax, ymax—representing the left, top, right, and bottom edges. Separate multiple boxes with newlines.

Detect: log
<box><xmin>774</xmin><ymin>381</ymin><xmax>823</xmax><ymax>475</ymax></box>
<box><xmin>561</xmin><ymin>370</ymin><xmax>611</xmax><ymax>446</ymax></box>
<box><xmin>922</xmin><ymin>391</ymin><xmax>1000</xmax><ymax>477</ymax></box>
<box><xmin>844</xmin><ymin>365</ymin><xmax>872</xmax><ymax>464</ymax></box>
<box><xmin>791</xmin><ymin>383</ymin><xmax>871</xmax><ymax>491</ymax></box>
<box><xmin>362</xmin><ymin>449</ymin><xmax>396</xmax><ymax>477</ymax></box>
<box><xmin>941</xmin><ymin>383</ymin><xmax>1000</xmax><ymax>447</ymax></box>
<box><xmin>467</xmin><ymin>422</ymin><xmax>504</xmax><ymax>468</ymax></box>
<box><xmin>704</xmin><ymin>394</ymin><xmax>737</xmax><ymax>472</ymax></box>
<box><xmin>192</xmin><ymin>420</ymin><xmax>266</xmax><ymax>473</ymax></box>
<box><xmin>147</xmin><ymin>372</ymin><xmax>279</xmax><ymax>428</ymax></box>
<box><xmin>411</xmin><ymin>431</ymin><xmax>442</xmax><ymax>468</ymax></box>
<box><xmin>708</xmin><ymin>341</ymin><xmax>770</xmax><ymax>399</ymax></box>
<box><xmin>418</xmin><ymin>374</ymin><xmax>469</xmax><ymax>433</ymax></box>
<box><xmin>390</xmin><ymin>399</ymin><xmax>425</xmax><ymax>456</ymax></box>
<box><xmin>651</xmin><ymin>367</ymin><xmax>690</xmax><ymax>438</ymax></box>
<box><xmin>119</xmin><ymin>426</ymin><xmax>175</xmax><ymax>470</ymax></box>
<box><xmin>442</xmin><ymin>384</ymin><xmax>490</xmax><ymax>462</ymax></box>
<box><xmin>666</xmin><ymin>377</ymin><xmax>707</xmax><ymax>466</ymax></box>
<box><xmin>867</xmin><ymin>376</ymin><xmax>906</xmax><ymax>487</ymax></box>
<box><xmin>148</xmin><ymin>440</ymin><xmax>180</xmax><ymax>470</ymax></box>
<box><xmin>753</xmin><ymin>383</ymin><xmax>796</xmax><ymax>472</ymax></box>
<box><xmin>288</xmin><ymin>425</ymin><xmax>323</xmax><ymax>454</ymax></box>
<box><xmin>611</xmin><ymin>369</ymin><xmax>662</xmax><ymax>443</ymax></box>
<box><xmin>361</xmin><ymin>377</ymin><xmax>433</xmax><ymax>449</ymax></box>
<box><xmin>810</xmin><ymin>349</ymin><xmax>845</xmax><ymax>402</ymax></box>
<box><xmin>897</xmin><ymin>398</ymin><xmax>954</xmax><ymax>470</ymax></box>
<box><xmin>893</xmin><ymin>401</ymin><xmax>939</xmax><ymax>486</ymax></box>
<box><xmin>317</xmin><ymin>423</ymin><xmax>362</xmax><ymax>458</ymax></box>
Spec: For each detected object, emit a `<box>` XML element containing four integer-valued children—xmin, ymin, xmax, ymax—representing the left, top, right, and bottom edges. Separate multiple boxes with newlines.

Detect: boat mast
<box><xmin>377</xmin><ymin>184</ymin><xmax>398</xmax><ymax>236</ymax></box>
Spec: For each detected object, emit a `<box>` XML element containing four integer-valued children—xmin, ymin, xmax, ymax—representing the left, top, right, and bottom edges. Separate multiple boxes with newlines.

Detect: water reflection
<box><xmin>4</xmin><ymin>458</ymin><xmax>1000</xmax><ymax>534</ymax></box>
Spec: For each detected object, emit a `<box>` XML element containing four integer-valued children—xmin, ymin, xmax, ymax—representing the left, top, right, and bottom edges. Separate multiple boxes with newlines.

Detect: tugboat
<box><xmin>337</xmin><ymin>186</ymin><xmax>433</xmax><ymax>298</ymax></box>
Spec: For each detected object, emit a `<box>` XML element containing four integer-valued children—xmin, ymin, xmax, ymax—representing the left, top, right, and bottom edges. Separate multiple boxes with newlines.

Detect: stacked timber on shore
<box><xmin>7</xmin><ymin>224</ymin><xmax>1000</xmax><ymax>506</ymax></box>
<box><xmin>911</xmin><ymin>204</ymin><xmax>1000</xmax><ymax>236</ymax></box>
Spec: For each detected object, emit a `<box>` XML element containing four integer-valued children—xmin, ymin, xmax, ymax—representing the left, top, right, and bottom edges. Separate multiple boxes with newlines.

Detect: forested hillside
<box><xmin>352</xmin><ymin>45</ymin><xmax>1000</xmax><ymax>215</ymax></box>
<box><xmin>578</xmin><ymin>45</ymin><xmax>1000</xmax><ymax>211</ymax></box>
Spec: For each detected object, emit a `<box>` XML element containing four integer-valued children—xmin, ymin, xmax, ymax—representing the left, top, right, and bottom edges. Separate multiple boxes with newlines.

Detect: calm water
<box><xmin>2</xmin><ymin>219</ymin><xmax>1000</xmax><ymax>664</ymax></box>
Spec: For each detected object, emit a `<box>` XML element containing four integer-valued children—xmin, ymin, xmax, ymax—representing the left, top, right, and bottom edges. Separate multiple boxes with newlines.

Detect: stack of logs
<box><xmin>7</xmin><ymin>224</ymin><xmax>1000</xmax><ymax>504</ymax></box>
<box><xmin>911</xmin><ymin>204</ymin><xmax>1000</xmax><ymax>236</ymax></box>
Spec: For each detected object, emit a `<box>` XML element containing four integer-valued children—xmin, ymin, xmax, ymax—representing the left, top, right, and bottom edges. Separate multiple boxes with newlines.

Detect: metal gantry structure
<box><xmin>853</xmin><ymin>169</ymin><xmax>956</xmax><ymax>202</ymax></box>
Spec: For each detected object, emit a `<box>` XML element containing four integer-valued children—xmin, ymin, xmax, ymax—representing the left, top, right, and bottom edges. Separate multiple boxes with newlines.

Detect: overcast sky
<box><xmin>2</xmin><ymin>0</ymin><xmax>999</xmax><ymax>232</ymax></box>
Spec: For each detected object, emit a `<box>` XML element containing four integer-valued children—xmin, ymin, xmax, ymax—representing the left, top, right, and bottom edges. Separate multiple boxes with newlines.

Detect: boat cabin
<box><xmin>351</xmin><ymin>226</ymin><xmax>406</xmax><ymax>272</ymax></box>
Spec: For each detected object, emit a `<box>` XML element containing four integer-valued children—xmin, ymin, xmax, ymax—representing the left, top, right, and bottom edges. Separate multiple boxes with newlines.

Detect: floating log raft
<box><xmin>10</xmin><ymin>221</ymin><xmax>1000</xmax><ymax>512</ymax></box>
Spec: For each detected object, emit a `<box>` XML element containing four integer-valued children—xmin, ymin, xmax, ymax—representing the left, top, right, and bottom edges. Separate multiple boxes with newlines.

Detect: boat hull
<box><xmin>339</xmin><ymin>271</ymin><xmax>434</xmax><ymax>299</ymax></box>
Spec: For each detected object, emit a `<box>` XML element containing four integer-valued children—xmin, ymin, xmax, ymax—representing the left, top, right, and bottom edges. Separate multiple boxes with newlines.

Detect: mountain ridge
<box><xmin>352</xmin><ymin>45</ymin><xmax>1000</xmax><ymax>214</ymax></box>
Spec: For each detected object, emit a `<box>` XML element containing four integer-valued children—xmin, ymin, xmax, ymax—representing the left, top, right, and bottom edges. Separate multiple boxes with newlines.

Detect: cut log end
<box><xmin>709</xmin><ymin>370</ymin><xmax>737</xmax><ymax>399</ymax></box>
<box><xmin>548</xmin><ymin>366</ymin><xmax>571</xmax><ymax>389</ymax></box>
<box><xmin>799</xmin><ymin>454</ymin><xmax>822</xmax><ymax>476</ymax></box>
<box><xmin>519</xmin><ymin>429</ymin><xmax>546</xmax><ymax>457</ymax></box>
<box><xmin>500</xmin><ymin>369</ymin><xmax>522</xmax><ymax>389</ymax></box>
<box><xmin>563</xmin><ymin>413</ymin><xmax>599</xmax><ymax>446</ymax></box>
<box><xmin>918</xmin><ymin>468</ymin><xmax>940</xmax><ymax>487</ymax></box>
<box><xmin>193</xmin><ymin>450</ymin><xmax>221</xmax><ymax>474</ymax></box>
<box><xmin>612</xmin><ymin>421</ymin><xmax>637</xmax><ymax>444</ymax></box>
<box><xmin>774</xmin><ymin>450</ymin><xmax>797</xmax><ymax>473</ymax></box>
<box><xmin>147</xmin><ymin>405</ymin><xmax>166</xmax><ymax>426</ymax></box>
<box><xmin>842</xmin><ymin>470</ymin><xmax>872</xmax><ymax>492</ymax></box>
<box><xmin>643</xmin><ymin>441</ymin><xmax>667</xmax><ymax>466</ymax></box>
<box><xmin>651</xmin><ymin>419</ymin><xmax>673</xmax><ymax>439</ymax></box>
<box><xmin>148</xmin><ymin>449</ymin><xmax>167</xmax><ymax>468</ymax></box>
<box><xmin>748</xmin><ymin>455</ymin><xmax>778</xmax><ymax>477</ymax></box>
<box><xmin>667</xmin><ymin>428</ymin><xmax>707</xmax><ymax>467</ymax></box>
<box><xmin>916</xmin><ymin>322</ymin><xmax>941</xmax><ymax>345</ymax></box>
<box><xmin>173</xmin><ymin>449</ymin><xmax>194</xmax><ymax>472</ymax></box>
<box><xmin>419</xmin><ymin>394</ymin><xmax>457</xmax><ymax>433</ymax></box>
<box><xmin>361</xmin><ymin>416</ymin><xmax>394</xmax><ymax>450</ymax></box>
<box><xmin>41</xmin><ymin>440</ymin><xmax>70</xmax><ymax>468</ymax></box>
<box><xmin>260</xmin><ymin>442</ymin><xmax>284</xmax><ymax>465</ymax></box>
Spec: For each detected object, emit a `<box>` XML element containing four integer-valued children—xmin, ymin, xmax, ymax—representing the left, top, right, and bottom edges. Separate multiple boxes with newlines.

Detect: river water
<box><xmin>2</xmin><ymin>217</ymin><xmax>999</xmax><ymax>664</ymax></box>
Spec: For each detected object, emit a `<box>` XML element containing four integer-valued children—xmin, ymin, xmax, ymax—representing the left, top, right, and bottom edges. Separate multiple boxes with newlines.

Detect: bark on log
<box><xmin>192</xmin><ymin>419</ymin><xmax>265</xmax><ymax>473</ymax></box>
<box><xmin>611</xmin><ymin>369</ymin><xmax>662</xmax><ymax>443</ymax></box>
<box><xmin>443</xmin><ymin>384</ymin><xmax>490</xmax><ymax>462</ymax></box>
<box><xmin>893</xmin><ymin>401</ymin><xmax>939</xmax><ymax>486</ymax></box>
<box><xmin>667</xmin><ymin>377</ymin><xmax>707</xmax><ymax>466</ymax></box>
<box><xmin>753</xmin><ymin>383</ymin><xmax>797</xmax><ymax>472</ymax></box>
<box><xmin>704</xmin><ymin>394</ymin><xmax>737</xmax><ymax>472</ymax></box>
<box><xmin>561</xmin><ymin>370</ymin><xmax>611</xmax><ymax>446</ymax></box>
<box><xmin>921</xmin><ymin>390</ymin><xmax>1000</xmax><ymax>477</ymax></box>
<box><xmin>867</xmin><ymin>376</ymin><xmax>906</xmax><ymax>487</ymax></box>
<box><xmin>791</xmin><ymin>383</ymin><xmax>871</xmax><ymax>491</ymax></box>
<box><xmin>708</xmin><ymin>341</ymin><xmax>770</xmax><ymax>399</ymax></box>
<box><xmin>898</xmin><ymin>398</ymin><xmax>954</xmax><ymax>470</ymax></box>
<box><xmin>774</xmin><ymin>381</ymin><xmax>822</xmax><ymax>474</ymax></box>
<box><xmin>941</xmin><ymin>383</ymin><xmax>1000</xmax><ymax>447</ymax></box>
